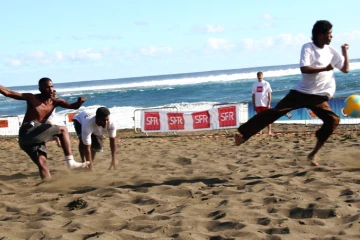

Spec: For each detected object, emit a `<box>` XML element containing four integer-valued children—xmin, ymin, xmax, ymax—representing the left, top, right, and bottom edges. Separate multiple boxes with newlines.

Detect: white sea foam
<box><xmin>7</xmin><ymin>62</ymin><xmax>360</xmax><ymax>95</ymax></box>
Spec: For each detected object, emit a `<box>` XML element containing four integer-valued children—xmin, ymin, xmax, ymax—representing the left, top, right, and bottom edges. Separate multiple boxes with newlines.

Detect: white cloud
<box><xmin>343</xmin><ymin>30</ymin><xmax>360</xmax><ymax>41</ymax></box>
<box><xmin>206</xmin><ymin>38</ymin><xmax>235</xmax><ymax>51</ymax></box>
<box><xmin>140</xmin><ymin>46</ymin><xmax>173</xmax><ymax>56</ymax></box>
<box><xmin>206</xmin><ymin>24</ymin><xmax>226</xmax><ymax>33</ymax></box>
<box><xmin>276</xmin><ymin>34</ymin><xmax>308</xmax><ymax>46</ymax></box>
<box><xmin>55</xmin><ymin>51</ymin><xmax>63</xmax><ymax>61</ymax></box>
<box><xmin>259</xmin><ymin>23</ymin><xmax>273</xmax><ymax>29</ymax></box>
<box><xmin>263</xmin><ymin>13</ymin><xmax>274</xmax><ymax>20</ymax></box>
<box><xmin>3</xmin><ymin>48</ymin><xmax>109</xmax><ymax>67</ymax></box>
<box><xmin>67</xmin><ymin>48</ymin><xmax>103</xmax><ymax>61</ymax></box>
<box><xmin>4</xmin><ymin>58</ymin><xmax>21</xmax><ymax>66</ymax></box>
<box><xmin>240</xmin><ymin>34</ymin><xmax>308</xmax><ymax>51</ymax></box>
<box><xmin>240</xmin><ymin>38</ymin><xmax>255</xmax><ymax>51</ymax></box>
<box><xmin>193</xmin><ymin>24</ymin><xmax>226</xmax><ymax>33</ymax></box>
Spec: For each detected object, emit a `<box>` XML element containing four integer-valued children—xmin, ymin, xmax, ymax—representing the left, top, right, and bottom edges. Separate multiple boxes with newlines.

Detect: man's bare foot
<box><xmin>234</xmin><ymin>134</ymin><xmax>246</xmax><ymax>146</ymax></box>
<box><xmin>307</xmin><ymin>154</ymin><xmax>319</xmax><ymax>166</ymax></box>
<box><xmin>268</xmin><ymin>131</ymin><xmax>272</xmax><ymax>135</ymax></box>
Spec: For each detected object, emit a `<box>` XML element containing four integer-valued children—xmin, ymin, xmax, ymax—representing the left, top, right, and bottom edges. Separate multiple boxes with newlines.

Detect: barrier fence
<box><xmin>133</xmin><ymin>106</ymin><xmax>178</xmax><ymax>135</ymax></box>
<box><xmin>0</xmin><ymin>98</ymin><xmax>359</xmax><ymax>136</ymax></box>
<box><xmin>65</xmin><ymin>113</ymin><xmax>77</xmax><ymax>133</ymax></box>
<box><xmin>0</xmin><ymin>116</ymin><xmax>20</xmax><ymax>137</ymax></box>
<box><xmin>138</xmin><ymin>104</ymin><xmax>241</xmax><ymax>133</ymax></box>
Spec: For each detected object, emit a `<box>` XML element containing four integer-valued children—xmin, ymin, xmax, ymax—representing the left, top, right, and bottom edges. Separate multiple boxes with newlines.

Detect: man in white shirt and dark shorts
<box><xmin>252</xmin><ymin>71</ymin><xmax>272</xmax><ymax>135</ymax></box>
<box><xmin>234</xmin><ymin>20</ymin><xmax>350</xmax><ymax>166</ymax></box>
<box><xmin>73</xmin><ymin>107</ymin><xmax>119</xmax><ymax>171</ymax></box>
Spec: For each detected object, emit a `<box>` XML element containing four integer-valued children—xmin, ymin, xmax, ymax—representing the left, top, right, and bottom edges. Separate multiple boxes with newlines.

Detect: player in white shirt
<box><xmin>252</xmin><ymin>71</ymin><xmax>272</xmax><ymax>135</ymax></box>
<box><xmin>235</xmin><ymin>20</ymin><xmax>350</xmax><ymax>166</ymax></box>
<box><xmin>73</xmin><ymin>107</ymin><xmax>118</xmax><ymax>171</ymax></box>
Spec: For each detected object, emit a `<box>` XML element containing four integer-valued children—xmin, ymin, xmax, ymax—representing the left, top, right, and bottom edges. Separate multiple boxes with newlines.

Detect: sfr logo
<box><xmin>167</xmin><ymin>113</ymin><xmax>185</xmax><ymax>130</ymax></box>
<box><xmin>218</xmin><ymin>106</ymin><xmax>236</xmax><ymax>127</ymax></box>
<box><xmin>192</xmin><ymin>111</ymin><xmax>210</xmax><ymax>129</ymax></box>
<box><xmin>144</xmin><ymin>112</ymin><xmax>160</xmax><ymax>130</ymax></box>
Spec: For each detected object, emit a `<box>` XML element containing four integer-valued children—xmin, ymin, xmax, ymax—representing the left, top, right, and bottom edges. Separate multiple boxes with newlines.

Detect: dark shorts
<box><xmin>73</xmin><ymin>120</ymin><xmax>104</xmax><ymax>152</ymax></box>
<box><xmin>18</xmin><ymin>121</ymin><xmax>60</xmax><ymax>163</ymax></box>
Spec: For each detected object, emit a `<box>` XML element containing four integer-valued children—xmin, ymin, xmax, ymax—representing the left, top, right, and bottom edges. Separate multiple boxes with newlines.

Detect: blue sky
<box><xmin>1</xmin><ymin>0</ymin><xmax>359</xmax><ymax>86</ymax></box>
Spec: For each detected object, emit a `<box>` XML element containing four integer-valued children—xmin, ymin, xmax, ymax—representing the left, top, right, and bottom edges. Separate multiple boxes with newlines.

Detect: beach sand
<box><xmin>0</xmin><ymin>124</ymin><xmax>359</xmax><ymax>240</ymax></box>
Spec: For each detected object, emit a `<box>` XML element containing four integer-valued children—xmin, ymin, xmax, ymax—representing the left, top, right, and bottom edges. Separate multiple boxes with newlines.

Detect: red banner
<box><xmin>144</xmin><ymin>112</ymin><xmax>161</xmax><ymax>130</ymax></box>
<box><xmin>192</xmin><ymin>111</ymin><xmax>210</xmax><ymax>129</ymax></box>
<box><xmin>67</xmin><ymin>113</ymin><xmax>77</xmax><ymax>122</ymax></box>
<box><xmin>218</xmin><ymin>106</ymin><xmax>236</xmax><ymax>127</ymax></box>
<box><xmin>167</xmin><ymin>113</ymin><xmax>185</xmax><ymax>130</ymax></box>
<box><xmin>0</xmin><ymin>120</ymin><xmax>9</xmax><ymax>128</ymax></box>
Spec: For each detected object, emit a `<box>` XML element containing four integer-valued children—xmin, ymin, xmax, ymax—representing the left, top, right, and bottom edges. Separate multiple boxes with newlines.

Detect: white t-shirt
<box><xmin>293</xmin><ymin>42</ymin><xmax>344</xmax><ymax>98</ymax></box>
<box><xmin>252</xmin><ymin>80</ymin><xmax>272</xmax><ymax>107</ymax></box>
<box><xmin>73</xmin><ymin>110</ymin><xmax>116</xmax><ymax>145</ymax></box>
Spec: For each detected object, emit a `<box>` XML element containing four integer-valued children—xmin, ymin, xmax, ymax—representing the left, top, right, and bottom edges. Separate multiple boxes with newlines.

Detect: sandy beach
<box><xmin>0</xmin><ymin>124</ymin><xmax>359</xmax><ymax>240</ymax></box>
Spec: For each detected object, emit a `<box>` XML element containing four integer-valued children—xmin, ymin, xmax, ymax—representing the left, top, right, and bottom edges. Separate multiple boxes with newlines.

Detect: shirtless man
<box><xmin>0</xmin><ymin>77</ymin><xmax>89</xmax><ymax>180</ymax></box>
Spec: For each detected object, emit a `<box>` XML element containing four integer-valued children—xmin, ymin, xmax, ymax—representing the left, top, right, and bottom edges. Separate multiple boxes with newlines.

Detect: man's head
<box><xmin>257</xmin><ymin>72</ymin><xmax>263</xmax><ymax>82</ymax></box>
<box><xmin>38</xmin><ymin>77</ymin><xmax>54</xmax><ymax>98</ymax></box>
<box><xmin>312</xmin><ymin>20</ymin><xmax>333</xmax><ymax>47</ymax></box>
<box><xmin>95</xmin><ymin>107</ymin><xmax>110</xmax><ymax>128</ymax></box>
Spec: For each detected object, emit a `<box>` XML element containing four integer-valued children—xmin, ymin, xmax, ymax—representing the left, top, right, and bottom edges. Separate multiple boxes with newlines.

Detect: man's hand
<box><xmin>341</xmin><ymin>43</ymin><xmax>349</xmax><ymax>51</ymax></box>
<box><xmin>325</xmin><ymin>63</ymin><xmax>334</xmax><ymax>71</ymax></box>
<box><xmin>108</xmin><ymin>159</ymin><xmax>119</xmax><ymax>170</ymax></box>
<box><xmin>77</xmin><ymin>96</ymin><xmax>87</xmax><ymax>103</ymax></box>
<box><xmin>341</xmin><ymin>44</ymin><xmax>349</xmax><ymax>55</ymax></box>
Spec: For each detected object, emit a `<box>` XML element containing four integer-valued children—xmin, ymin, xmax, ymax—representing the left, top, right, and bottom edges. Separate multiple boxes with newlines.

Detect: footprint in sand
<box><xmin>208</xmin><ymin>210</ymin><xmax>227</xmax><ymax>220</ymax></box>
<box><xmin>175</xmin><ymin>157</ymin><xmax>192</xmax><ymax>165</ymax></box>
<box><xmin>66</xmin><ymin>198</ymin><xmax>88</xmax><ymax>211</ymax></box>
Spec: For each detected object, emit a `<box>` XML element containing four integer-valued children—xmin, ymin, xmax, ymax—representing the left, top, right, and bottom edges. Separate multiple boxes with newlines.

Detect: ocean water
<box><xmin>1</xmin><ymin>60</ymin><xmax>360</xmax><ymax>129</ymax></box>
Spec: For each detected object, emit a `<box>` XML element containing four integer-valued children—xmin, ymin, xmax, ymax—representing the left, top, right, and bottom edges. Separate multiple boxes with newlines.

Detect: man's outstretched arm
<box><xmin>0</xmin><ymin>85</ymin><xmax>31</xmax><ymax>100</ymax></box>
<box><xmin>55</xmin><ymin>96</ymin><xmax>87</xmax><ymax>109</ymax></box>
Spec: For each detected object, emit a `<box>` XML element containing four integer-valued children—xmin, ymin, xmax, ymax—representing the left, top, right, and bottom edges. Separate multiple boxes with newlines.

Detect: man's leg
<box><xmin>90</xmin><ymin>134</ymin><xmax>103</xmax><ymax>163</ymax></box>
<box><xmin>307</xmin><ymin>101</ymin><xmax>340</xmax><ymax>166</ymax></box>
<box><xmin>55</xmin><ymin>137</ymin><xmax>61</xmax><ymax>147</ymax></box>
<box><xmin>37</xmin><ymin>154</ymin><xmax>51</xmax><ymax>180</ymax></box>
<box><xmin>78</xmin><ymin>140</ymin><xmax>85</xmax><ymax>162</ymax></box>
<box><xmin>267</xmin><ymin>124</ymin><xmax>272</xmax><ymax>135</ymax></box>
<box><xmin>92</xmin><ymin>151</ymin><xmax>97</xmax><ymax>162</ymax></box>
<box><xmin>58</xmin><ymin>126</ymin><xmax>73</xmax><ymax>156</ymax></box>
<box><xmin>235</xmin><ymin>91</ymin><xmax>301</xmax><ymax>145</ymax></box>
<box><xmin>22</xmin><ymin>146</ymin><xmax>51</xmax><ymax>180</ymax></box>
<box><xmin>57</xmin><ymin>126</ymin><xmax>89</xmax><ymax>169</ymax></box>
<box><xmin>73</xmin><ymin>120</ymin><xmax>85</xmax><ymax>163</ymax></box>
